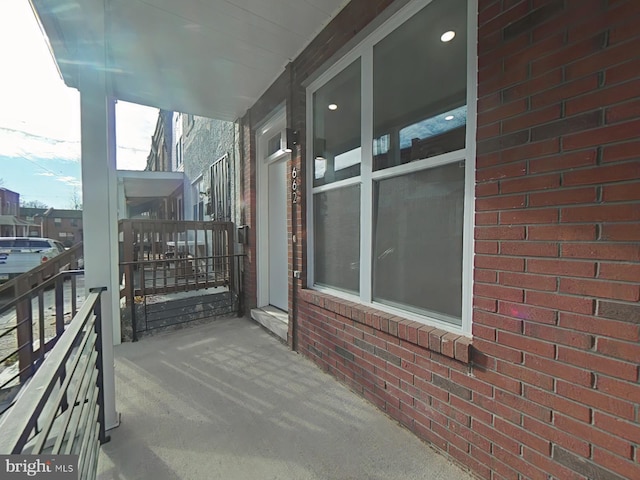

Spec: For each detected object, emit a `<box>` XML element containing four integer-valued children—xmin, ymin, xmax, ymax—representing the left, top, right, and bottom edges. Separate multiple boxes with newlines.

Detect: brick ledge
<box><xmin>299</xmin><ymin>289</ymin><xmax>472</xmax><ymax>364</ymax></box>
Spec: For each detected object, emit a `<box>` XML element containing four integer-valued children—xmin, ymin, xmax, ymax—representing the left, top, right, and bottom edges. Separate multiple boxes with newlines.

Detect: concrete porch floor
<box><xmin>97</xmin><ymin>317</ymin><xmax>472</xmax><ymax>480</ymax></box>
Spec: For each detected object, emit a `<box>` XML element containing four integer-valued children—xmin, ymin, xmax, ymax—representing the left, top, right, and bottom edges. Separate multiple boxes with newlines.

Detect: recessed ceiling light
<box><xmin>445</xmin><ymin>115</ymin><xmax>455</xmax><ymax>121</ymax></box>
<box><xmin>441</xmin><ymin>31</ymin><xmax>456</xmax><ymax>42</ymax></box>
<box><xmin>328</xmin><ymin>104</ymin><xmax>338</xmax><ymax>111</ymax></box>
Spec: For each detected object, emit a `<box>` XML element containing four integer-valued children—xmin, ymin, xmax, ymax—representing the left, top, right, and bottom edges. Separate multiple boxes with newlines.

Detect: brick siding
<box><xmin>241</xmin><ymin>1</ymin><xmax>640</xmax><ymax>478</ymax></box>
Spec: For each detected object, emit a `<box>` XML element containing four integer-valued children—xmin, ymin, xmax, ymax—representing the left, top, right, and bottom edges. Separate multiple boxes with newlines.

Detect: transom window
<box><xmin>307</xmin><ymin>0</ymin><xmax>474</xmax><ymax>332</ymax></box>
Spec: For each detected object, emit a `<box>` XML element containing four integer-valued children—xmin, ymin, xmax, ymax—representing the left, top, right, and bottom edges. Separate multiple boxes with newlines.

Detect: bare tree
<box><xmin>20</xmin><ymin>199</ymin><xmax>49</xmax><ymax>209</ymax></box>
<box><xmin>69</xmin><ymin>188</ymin><xmax>82</xmax><ymax>210</ymax></box>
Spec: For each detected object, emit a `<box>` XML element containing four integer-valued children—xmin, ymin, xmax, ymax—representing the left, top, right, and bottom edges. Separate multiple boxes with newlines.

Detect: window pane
<box><xmin>314</xmin><ymin>185</ymin><xmax>360</xmax><ymax>293</ymax></box>
<box><xmin>267</xmin><ymin>133</ymin><xmax>282</xmax><ymax>157</ymax></box>
<box><xmin>28</xmin><ymin>240</ymin><xmax>50</xmax><ymax>248</ymax></box>
<box><xmin>313</xmin><ymin>59</ymin><xmax>361</xmax><ymax>186</ymax></box>
<box><xmin>373</xmin><ymin>0</ymin><xmax>467</xmax><ymax>171</ymax></box>
<box><xmin>372</xmin><ymin>162</ymin><xmax>465</xmax><ymax>323</ymax></box>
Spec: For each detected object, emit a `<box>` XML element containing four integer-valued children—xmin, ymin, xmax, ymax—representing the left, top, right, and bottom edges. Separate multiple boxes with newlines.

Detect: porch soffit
<box><xmin>29</xmin><ymin>0</ymin><xmax>349</xmax><ymax>121</ymax></box>
<box><xmin>118</xmin><ymin>170</ymin><xmax>184</xmax><ymax>198</ymax></box>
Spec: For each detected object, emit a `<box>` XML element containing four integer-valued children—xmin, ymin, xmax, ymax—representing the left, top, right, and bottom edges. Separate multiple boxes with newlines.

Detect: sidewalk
<box><xmin>97</xmin><ymin>316</ymin><xmax>473</xmax><ymax>480</ymax></box>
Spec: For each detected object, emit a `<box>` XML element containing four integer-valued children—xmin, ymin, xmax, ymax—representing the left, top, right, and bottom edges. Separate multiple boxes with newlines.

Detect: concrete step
<box><xmin>250</xmin><ymin>306</ymin><xmax>288</xmax><ymax>341</ymax></box>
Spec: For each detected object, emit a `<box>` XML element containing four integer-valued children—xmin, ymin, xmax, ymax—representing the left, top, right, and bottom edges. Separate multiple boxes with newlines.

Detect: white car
<box><xmin>0</xmin><ymin>237</ymin><xmax>67</xmax><ymax>282</ymax></box>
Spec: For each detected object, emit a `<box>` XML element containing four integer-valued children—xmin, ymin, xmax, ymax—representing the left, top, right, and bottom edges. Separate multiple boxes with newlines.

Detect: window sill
<box><xmin>300</xmin><ymin>289</ymin><xmax>472</xmax><ymax>364</ymax></box>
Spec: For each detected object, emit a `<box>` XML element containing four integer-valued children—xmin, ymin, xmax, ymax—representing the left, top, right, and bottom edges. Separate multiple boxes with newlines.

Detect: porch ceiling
<box><xmin>29</xmin><ymin>0</ymin><xmax>349</xmax><ymax>121</ymax></box>
<box><xmin>118</xmin><ymin>170</ymin><xmax>183</xmax><ymax>199</ymax></box>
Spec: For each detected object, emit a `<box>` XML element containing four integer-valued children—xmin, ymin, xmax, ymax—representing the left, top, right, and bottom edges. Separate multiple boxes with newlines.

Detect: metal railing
<box><xmin>0</xmin><ymin>286</ymin><xmax>108</xmax><ymax>480</ymax></box>
<box><xmin>122</xmin><ymin>253</ymin><xmax>245</xmax><ymax>341</ymax></box>
<box><xmin>1</xmin><ymin>271</ymin><xmax>85</xmax><ymax>394</ymax></box>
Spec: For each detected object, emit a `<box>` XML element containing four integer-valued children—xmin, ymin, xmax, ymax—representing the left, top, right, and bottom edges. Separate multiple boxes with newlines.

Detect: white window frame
<box><xmin>191</xmin><ymin>175</ymin><xmax>204</xmax><ymax>221</ymax></box>
<box><xmin>306</xmin><ymin>0</ymin><xmax>477</xmax><ymax>335</ymax></box>
<box><xmin>176</xmin><ymin>136</ymin><xmax>183</xmax><ymax>169</ymax></box>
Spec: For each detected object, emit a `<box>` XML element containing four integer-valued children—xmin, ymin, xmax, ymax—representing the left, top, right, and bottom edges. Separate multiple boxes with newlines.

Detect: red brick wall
<box><xmin>472</xmin><ymin>1</ymin><xmax>640</xmax><ymax>477</ymax></box>
<box><xmin>242</xmin><ymin>1</ymin><xmax>640</xmax><ymax>479</ymax></box>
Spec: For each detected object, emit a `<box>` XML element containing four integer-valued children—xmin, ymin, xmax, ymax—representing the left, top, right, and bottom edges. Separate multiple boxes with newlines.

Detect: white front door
<box><xmin>257</xmin><ymin>109</ymin><xmax>289</xmax><ymax>312</ymax></box>
<box><xmin>267</xmin><ymin>157</ymin><xmax>288</xmax><ymax>310</ymax></box>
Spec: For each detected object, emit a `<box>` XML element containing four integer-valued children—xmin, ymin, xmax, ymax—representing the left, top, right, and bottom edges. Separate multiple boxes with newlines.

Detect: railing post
<box><xmin>91</xmin><ymin>287</ymin><xmax>110</xmax><ymax>445</ymax></box>
<box><xmin>227</xmin><ymin>222</ymin><xmax>235</xmax><ymax>296</ymax></box>
<box><xmin>55</xmin><ymin>274</ymin><xmax>65</xmax><ymax>337</ymax></box>
<box><xmin>129</xmin><ymin>267</ymin><xmax>138</xmax><ymax>342</ymax></box>
<box><xmin>122</xmin><ymin>220</ymin><xmax>134</xmax><ymax>308</ymax></box>
<box><xmin>16</xmin><ymin>277</ymin><xmax>34</xmax><ymax>383</ymax></box>
<box><xmin>56</xmin><ymin>275</ymin><xmax>69</xmax><ymax>413</ymax></box>
<box><xmin>236</xmin><ymin>255</ymin><xmax>244</xmax><ymax>317</ymax></box>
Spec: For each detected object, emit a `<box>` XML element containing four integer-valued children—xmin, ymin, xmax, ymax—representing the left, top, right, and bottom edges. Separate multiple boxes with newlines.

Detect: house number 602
<box><xmin>291</xmin><ymin>167</ymin><xmax>299</xmax><ymax>204</ymax></box>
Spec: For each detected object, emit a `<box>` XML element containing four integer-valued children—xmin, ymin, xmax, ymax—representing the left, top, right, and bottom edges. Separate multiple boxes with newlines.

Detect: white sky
<box><xmin>0</xmin><ymin>0</ymin><xmax>157</xmax><ymax>171</ymax></box>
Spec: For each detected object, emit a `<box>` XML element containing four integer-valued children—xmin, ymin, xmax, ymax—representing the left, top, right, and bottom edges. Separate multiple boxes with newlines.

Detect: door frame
<box><xmin>256</xmin><ymin>106</ymin><xmax>289</xmax><ymax>309</ymax></box>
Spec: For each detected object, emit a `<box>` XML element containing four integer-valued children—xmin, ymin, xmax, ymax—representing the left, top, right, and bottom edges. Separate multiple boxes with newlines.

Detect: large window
<box><xmin>308</xmin><ymin>0</ymin><xmax>473</xmax><ymax>330</ymax></box>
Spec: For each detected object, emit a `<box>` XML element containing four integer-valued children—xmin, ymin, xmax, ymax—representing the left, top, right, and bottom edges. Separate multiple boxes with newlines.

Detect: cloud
<box><xmin>0</xmin><ymin>128</ymin><xmax>80</xmax><ymax>162</ymax></box>
<box><xmin>36</xmin><ymin>172</ymin><xmax>56</xmax><ymax>177</ymax></box>
<box><xmin>116</xmin><ymin>101</ymin><xmax>158</xmax><ymax>170</ymax></box>
<box><xmin>56</xmin><ymin>176</ymin><xmax>82</xmax><ymax>187</ymax></box>
<box><xmin>116</xmin><ymin>145</ymin><xmax>150</xmax><ymax>170</ymax></box>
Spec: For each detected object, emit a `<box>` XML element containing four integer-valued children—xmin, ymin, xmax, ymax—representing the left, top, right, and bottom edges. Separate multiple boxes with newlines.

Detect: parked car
<box><xmin>0</xmin><ymin>237</ymin><xmax>67</xmax><ymax>283</ymax></box>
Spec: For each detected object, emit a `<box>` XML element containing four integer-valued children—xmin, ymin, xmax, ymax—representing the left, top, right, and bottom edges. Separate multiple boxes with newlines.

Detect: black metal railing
<box><xmin>0</xmin><ymin>286</ymin><xmax>108</xmax><ymax>480</ymax></box>
<box><xmin>122</xmin><ymin>253</ymin><xmax>245</xmax><ymax>341</ymax></box>
<box><xmin>0</xmin><ymin>271</ymin><xmax>85</xmax><ymax>397</ymax></box>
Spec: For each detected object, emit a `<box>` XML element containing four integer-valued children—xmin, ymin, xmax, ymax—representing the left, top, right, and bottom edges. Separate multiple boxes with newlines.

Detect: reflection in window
<box><xmin>267</xmin><ymin>133</ymin><xmax>282</xmax><ymax>157</ymax></box>
<box><xmin>399</xmin><ymin>105</ymin><xmax>467</xmax><ymax>149</ymax></box>
<box><xmin>313</xmin><ymin>59</ymin><xmax>361</xmax><ymax>186</ymax></box>
<box><xmin>373</xmin><ymin>162</ymin><xmax>465</xmax><ymax>322</ymax></box>
<box><xmin>335</xmin><ymin>147</ymin><xmax>362</xmax><ymax>171</ymax></box>
<box><xmin>314</xmin><ymin>185</ymin><xmax>361</xmax><ymax>294</ymax></box>
<box><xmin>373</xmin><ymin>0</ymin><xmax>467</xmax><ymax>171</ymax></box>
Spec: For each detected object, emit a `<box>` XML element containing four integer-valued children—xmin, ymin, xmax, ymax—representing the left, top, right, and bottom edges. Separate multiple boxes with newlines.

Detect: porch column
<box><xmin>117</xmin><ymin>176</ymin><xmax>127</xmax><ymax>220</ymax></box>
<box><xmin>79</xmin><ymin>80</ymin><xmax>120</xmax><ymax>431</ymax></box>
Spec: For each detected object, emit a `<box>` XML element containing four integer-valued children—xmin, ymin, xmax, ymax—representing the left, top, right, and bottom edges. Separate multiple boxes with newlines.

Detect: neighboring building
<box><xmin>0</xmin><ymin>188</ymin><xmax>20</xmax><ymax>217</ymax></box>
<box><xmin>173</xmin><ymin>112</ymin><xmax>184</xmax><ymax>172</ymax></box>
<box><xmin>18</xmin><ymin>207</ymin><xmax>46</xmax><ymax>237</ymax></box>
<box><xmin>20</xmin><ymin>208</ymin><xmax>83</xmax><ymax>247</ymax></box>
<box><xmin>144</xmin><ymin>111</ymin><xmax>239</xmax><ymax>225</ymax></box>
<box><xmin>181</xmin><ymin>115</ymin><xmax>239</xmax><ymax>224</ymax></box>
<box><xmin>116</xmin><ymin>110</ymin><xmax>184</xmax><ymax>221</ymax></box>
<box><xmin>146</xmin><ymin>110</ymin><xmax>174</xmax><ymax>173</ymax></box>
<box><xmin>0</xmin><ymin>188</ymin><xmax>34</xmax><ymax>236</ymax></box>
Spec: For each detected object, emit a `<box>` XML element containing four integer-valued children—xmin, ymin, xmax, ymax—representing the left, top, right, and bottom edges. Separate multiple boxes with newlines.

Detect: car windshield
<box><xmin>0</xmin><ymin>239</ymin><xmax>52</xmax><ymax>248</ymax></box>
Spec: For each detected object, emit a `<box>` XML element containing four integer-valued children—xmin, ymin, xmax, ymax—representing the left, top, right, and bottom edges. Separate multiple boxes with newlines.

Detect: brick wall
<box><xmin>43</xmin><ymin>212</ymin><xmax>83</xmax><ymax>246</ymax></box>
<box><xmin>241</xmin><ymin>1</ymin><xmax>640</xmax><ymax>479</ymax></box>
<box><xmin>472</xmin><ymin>1</ymin><xmax>640</xmax><ymax>478</ymax></box>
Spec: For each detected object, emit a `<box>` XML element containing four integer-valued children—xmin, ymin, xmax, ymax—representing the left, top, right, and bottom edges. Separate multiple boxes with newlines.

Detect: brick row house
<box><xmin>238</xmin><ymin>1</ymin><xmax>640</xmax><ymax>479</ymax></box>
<box><xmin>29</xmin><ymin>1</ymin><xmax>639</xmax><ymax>479</ymax></box>
<box><xmin>19</xmin><ymin>207</ymin><xmax>83</xmax><ymax>246</ymax></box>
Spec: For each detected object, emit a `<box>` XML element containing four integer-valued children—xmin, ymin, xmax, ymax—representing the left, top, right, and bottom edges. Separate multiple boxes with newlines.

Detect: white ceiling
<box><xmin>30</xmin><ymin>0</ymin><xmax>349</xmax><ymax>121</ymax></box>
<box><xmin>119</xmin><ymin>170</ymin><xmax>184</xmax><ymax>198</ymax></box>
